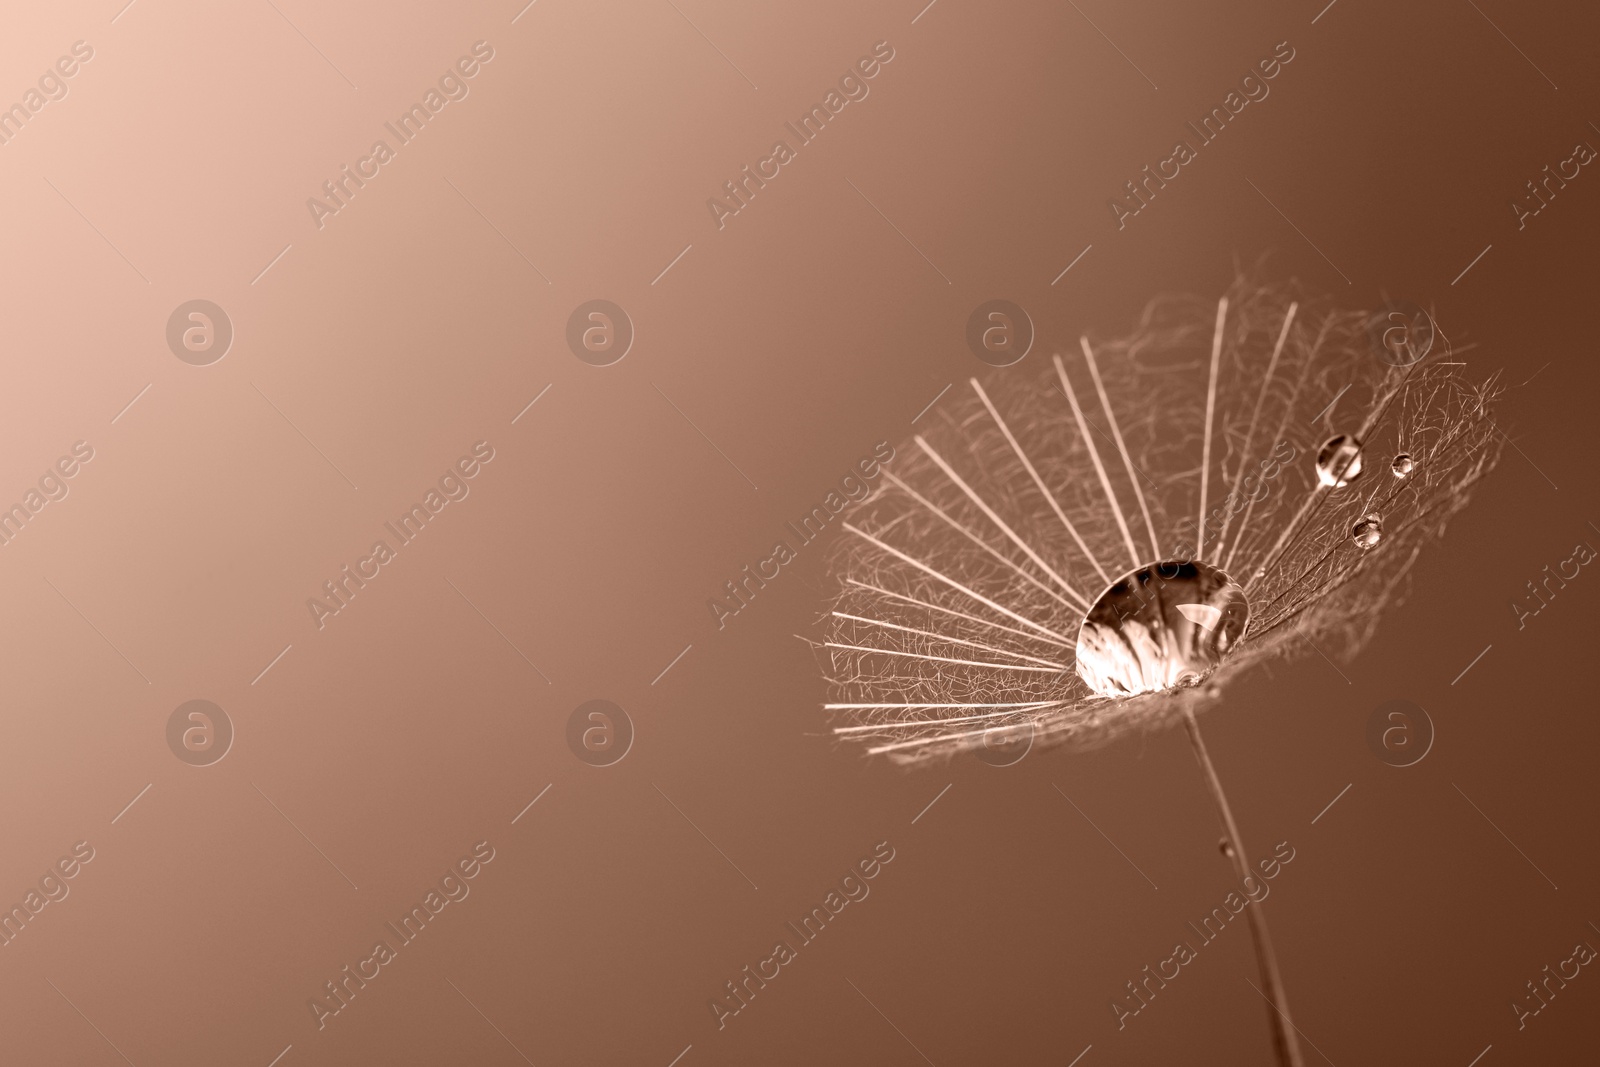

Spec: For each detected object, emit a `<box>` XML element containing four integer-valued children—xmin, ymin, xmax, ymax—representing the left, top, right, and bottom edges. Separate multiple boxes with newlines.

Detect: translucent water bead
<box><xmin>1317</xmin><ymin>435</ymin><xmax>1364</xmax><ymax>487</ymax></box>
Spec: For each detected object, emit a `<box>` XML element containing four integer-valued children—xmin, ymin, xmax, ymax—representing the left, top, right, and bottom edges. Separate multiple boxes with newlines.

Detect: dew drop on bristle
<box><xmin>1316</xmin><ymin>434</ymin><xmax>1364</xmax><ymax>487</ymax></box>
<box><xmin>1219</xmin><ymin>838</ymin><xmax>1235</xmax><ymax>858</ymax></box>
<box><xmin>1352</xmin><ymin>515</ymin><xmax>1383</xmax><ymax>549</ymax></box>
<box><xmin>1392</xmin><ymin>453</ymin><xmax>1415</xmax><ymax>477</ymax></box>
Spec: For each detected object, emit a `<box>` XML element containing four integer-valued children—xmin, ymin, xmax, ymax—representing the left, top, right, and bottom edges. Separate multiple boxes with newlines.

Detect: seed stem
<box><xmin>1182</xmin><ymin>704</ymin><xmax>1303</xmax><ymax>1067</ymax></box>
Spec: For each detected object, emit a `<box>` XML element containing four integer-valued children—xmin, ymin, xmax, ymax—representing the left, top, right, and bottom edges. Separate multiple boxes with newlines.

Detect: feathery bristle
<box><xmin>819</xmin><ymin>278</ymin><xmax>1502</xmax><ymax>765</ymax></box>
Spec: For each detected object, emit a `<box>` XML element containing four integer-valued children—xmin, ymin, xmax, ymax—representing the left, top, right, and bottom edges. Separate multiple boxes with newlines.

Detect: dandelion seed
<box><xmin>815</xmin><ymin>276</ymin><xmax>1502</xmax><ymax>1067</ymax></box>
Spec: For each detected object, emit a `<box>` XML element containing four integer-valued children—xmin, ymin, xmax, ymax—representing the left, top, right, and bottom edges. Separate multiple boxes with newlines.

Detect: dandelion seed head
<box><xmin>819</xmin><ymin>278</ymin><xmax>1502</xmax><ymax>765</ymax></box>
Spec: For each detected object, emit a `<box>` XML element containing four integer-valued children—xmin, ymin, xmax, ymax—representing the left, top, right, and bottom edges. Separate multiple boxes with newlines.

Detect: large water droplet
<box><xmin>1392</xmin><ymin>453</ymin><xmax>1415</xmax><ymax>477</ymax></box>
<box><xmin>1316</xmin><ymin>435</ymin><xmax>1364</xmax><ymax>487</ymax></box>
<box><xmin>1352</xmin><ymin>515</ymin><xmax>1383</xmax><ymax>549</ymax></box>
<box><xmin>1075</xmin><ymin>560</ymin><xmax>1250</xmax><ymax>698</ymax></box>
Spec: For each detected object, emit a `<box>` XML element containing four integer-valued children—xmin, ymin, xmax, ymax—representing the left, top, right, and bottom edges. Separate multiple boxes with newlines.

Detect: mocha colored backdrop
<box><xmin>0</xmin><ymin>0</ymin><xmax>1595</xmax><ymax>1064</ymax></box>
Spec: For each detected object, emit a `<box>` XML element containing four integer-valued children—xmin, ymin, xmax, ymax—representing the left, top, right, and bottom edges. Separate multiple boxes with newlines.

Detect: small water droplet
<box><xmin>1317</xmin><ymin>434</ymin><xmax>1364</xmax><ymax>487</ymax></box>
<box><xmin>1219</xmin><ymin>838</ymin><xmax>1235</xmax><ymax>858</ymax></box>
<box><xmin>1392</xmin><ymin>453</ymin><xmax>1415</xmax><ymax>477</ymax></box>
<box><xmin>1352</xmin><ymin>515</ymin><xmax>1383</xmax><ymax>549</ymax></box>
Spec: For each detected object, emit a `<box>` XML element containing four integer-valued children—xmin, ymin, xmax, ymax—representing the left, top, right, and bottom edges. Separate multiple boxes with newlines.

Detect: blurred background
<box><xmin>0</xmin><ymin>0</ymin><xmax>1595</xmax><ymax>1063</ymax></box>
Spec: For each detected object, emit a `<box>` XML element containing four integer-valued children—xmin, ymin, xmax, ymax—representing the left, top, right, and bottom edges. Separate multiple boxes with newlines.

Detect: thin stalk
<box><xmin>1181</xmin><ymin>704</ymin><xmax>1303</xmax><ymax>1067</ymax></box>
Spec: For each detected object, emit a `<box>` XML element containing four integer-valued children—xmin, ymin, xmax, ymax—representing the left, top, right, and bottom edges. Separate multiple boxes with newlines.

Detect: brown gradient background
<box><xmin>0</xmin><ymin>0</ymin><xmax>1595</xmax><ymax>1064</ymax></box>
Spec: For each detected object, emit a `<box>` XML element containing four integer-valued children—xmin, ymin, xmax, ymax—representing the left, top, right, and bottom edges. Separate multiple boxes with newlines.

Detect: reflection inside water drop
<box><xmin>1352</xmin><ymin>515</ymin><xmax>1383</xmax><ymax>549</ymax></box>
<box><xmin>1392</xmin><ymin>453</ymin><xmax>1415</xmax><ymax>477</ymax></box>
<box><xmin>1075</xmin><ymin>561</ymin><xmax>1250</xmax><ymax>698</ymax></box>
